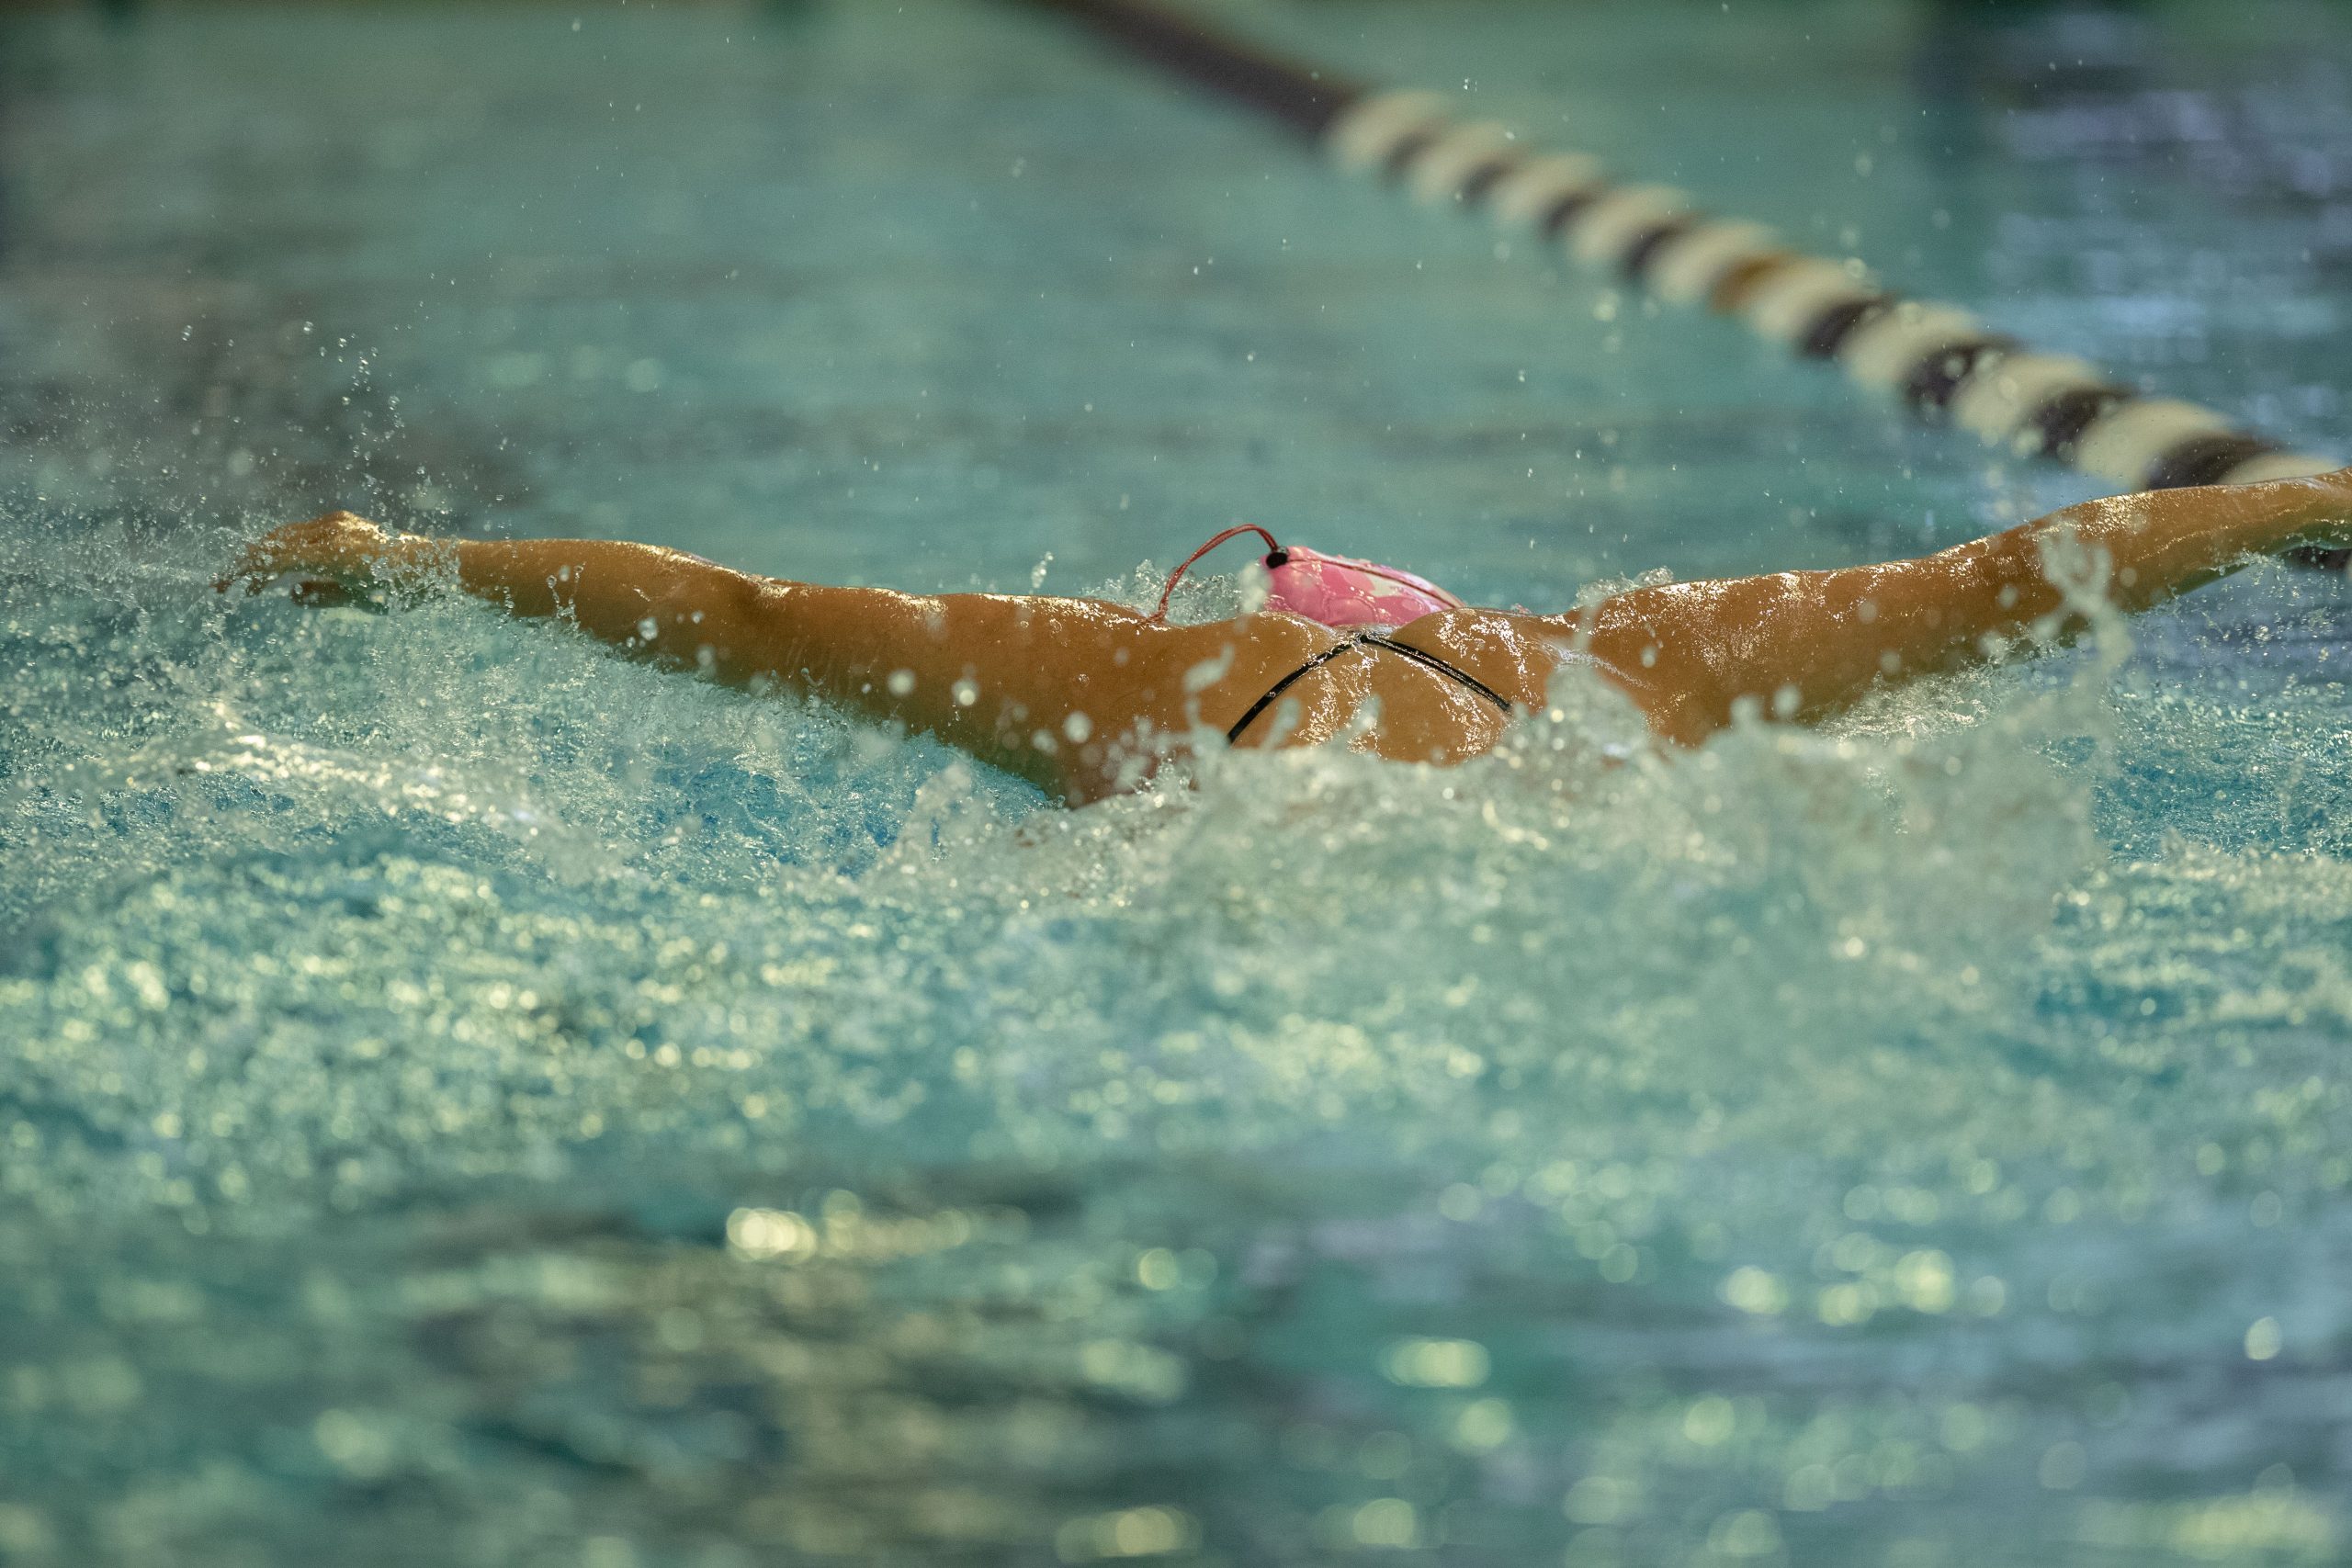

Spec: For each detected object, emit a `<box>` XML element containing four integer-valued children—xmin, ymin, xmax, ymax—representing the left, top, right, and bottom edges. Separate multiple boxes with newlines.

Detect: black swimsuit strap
<box><xmin>1225</xmin><ymin>632</ymin><xmax>1514</xmax><ymax>745</ymax></box>
<box><xmin>1356</xmin><ymin>634</ymin><xmax>1518</xmax><ymax>715</ymax></box>
<box><xmin>1224</xmin><ymin>633</ymin><xmax>1375</xmax><ymax>744</ymax></box>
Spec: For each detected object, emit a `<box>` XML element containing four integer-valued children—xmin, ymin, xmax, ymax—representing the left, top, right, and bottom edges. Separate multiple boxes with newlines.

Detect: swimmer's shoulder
<box><xmin>1395</xmin><ymin>605</ymin><xmax>1599</xmax><ymax>666</ymax></box>
<box><xmin>1373</xmin><ymin>607</ymin><xmax>1579</xmax><ymax>705</ymax></box>
<box><xmin>1393</xmin><ymin>605</ymin><xmax>1680</xmax><ymax>718</ymax></box>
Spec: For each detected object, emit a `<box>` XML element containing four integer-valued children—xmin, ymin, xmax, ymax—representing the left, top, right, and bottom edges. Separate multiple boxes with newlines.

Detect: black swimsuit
<box><xmin>1226</xmin><ymin>631</ymin><xmax>1516</xmax><ymax>744</ymax></box>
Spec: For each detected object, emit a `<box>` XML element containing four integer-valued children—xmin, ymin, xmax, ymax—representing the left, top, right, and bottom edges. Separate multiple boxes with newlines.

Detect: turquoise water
<box><xmin>4</xmin><ymin>2</ymin><xmax>2351</xmax><ymax>1563</ymax></box>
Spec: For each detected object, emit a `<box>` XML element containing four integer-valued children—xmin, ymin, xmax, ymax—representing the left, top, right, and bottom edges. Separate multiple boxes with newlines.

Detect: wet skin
<box><xmin>230</xmin><ymin>468</ymin><xmax>2352</xmax><ymax>805</ymax></box>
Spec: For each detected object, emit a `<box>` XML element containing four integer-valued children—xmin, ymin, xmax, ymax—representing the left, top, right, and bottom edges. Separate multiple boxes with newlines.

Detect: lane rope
<box><xmin>1023</xmin><ymin>0</ymin><xmax>2347</xmax><ymax>568</ymax></box>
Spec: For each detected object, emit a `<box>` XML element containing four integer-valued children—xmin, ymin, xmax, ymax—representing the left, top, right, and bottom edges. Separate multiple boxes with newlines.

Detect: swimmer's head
<box><xmin>1153</xmin><ymin>525</ymin><xmax>1464</xmax><ymax>628</ymax></box>
<box><xmin>1262</xmin><ymin>544</ymin><xmax>1462</xmax><ymax>627</ymax></box>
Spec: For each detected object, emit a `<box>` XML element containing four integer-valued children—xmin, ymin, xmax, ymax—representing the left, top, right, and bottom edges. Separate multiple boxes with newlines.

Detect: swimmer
<box><xmin>226</xmin><ymin>470</ymin><xmax>2352</xmax><ymax>805</ymax></box>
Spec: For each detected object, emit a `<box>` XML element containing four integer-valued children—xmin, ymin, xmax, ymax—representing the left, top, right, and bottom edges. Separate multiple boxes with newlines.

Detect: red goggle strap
<box><xmin>1149</xmin><ymin>524</ymin><xmax>1284</xmax><ymax>622</ymax></box>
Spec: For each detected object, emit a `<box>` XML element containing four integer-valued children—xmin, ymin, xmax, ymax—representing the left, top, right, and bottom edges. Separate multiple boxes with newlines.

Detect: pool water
<box><xmin>4</xmin><ymin>2</ymin><xmax>2351</xmax><ymax>1563</ymax></box>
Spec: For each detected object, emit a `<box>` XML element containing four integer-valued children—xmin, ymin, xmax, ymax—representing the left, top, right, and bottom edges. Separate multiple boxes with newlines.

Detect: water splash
<box><xmin>4</xmin><ymin>515</ymin><xmax>2348</xmax><ymax>1563</ymax></box>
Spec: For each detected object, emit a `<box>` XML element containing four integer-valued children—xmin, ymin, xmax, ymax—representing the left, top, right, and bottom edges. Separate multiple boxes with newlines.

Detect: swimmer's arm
<box><xmin>1565</xmin><ymin>468</ymin><xmax>2352</xmax><ymax>744</ymax></box>
<box><xmin>230</xmin><ymin>513</ymin><xmax>1203</xmax><ymax>800</ymax></box>
<box><xmin>232</xmin><ymin>512</ymin><xmax>860</xmax><ymax>686</ymax></box>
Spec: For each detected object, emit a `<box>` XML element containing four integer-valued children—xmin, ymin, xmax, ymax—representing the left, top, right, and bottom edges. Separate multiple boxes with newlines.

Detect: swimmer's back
<box><xmin>1188</xmin><ymin>606</ymin><xmax>1644</xmax><ymax>764</ymax></box>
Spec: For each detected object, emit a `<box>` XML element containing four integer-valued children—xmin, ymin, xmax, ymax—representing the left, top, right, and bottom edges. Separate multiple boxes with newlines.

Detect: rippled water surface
<box><xmin>5</xmin><ymin>3</ymin><xmax>2352</xmax><ymax>1563</ymax></box>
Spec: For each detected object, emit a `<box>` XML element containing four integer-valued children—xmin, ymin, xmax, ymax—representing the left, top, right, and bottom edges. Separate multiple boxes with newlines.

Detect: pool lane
<box><xmin>4</xmin><ymin>6</ymin><xmax>2352</xmax><ymax>1566</ymax></box>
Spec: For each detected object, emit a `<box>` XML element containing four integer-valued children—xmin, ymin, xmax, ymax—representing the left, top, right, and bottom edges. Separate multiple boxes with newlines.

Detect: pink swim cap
<box><xmin>1151</xmin><ymin>525</ymin><xmax>1464</xmax><ymax>629</ymax></box>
